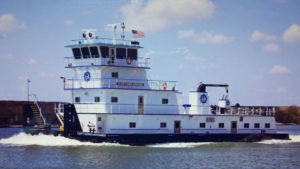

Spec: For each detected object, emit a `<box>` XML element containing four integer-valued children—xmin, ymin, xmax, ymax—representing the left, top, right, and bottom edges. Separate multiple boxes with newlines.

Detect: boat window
<box><xmin>90</xmin><ymin>47</ymin><xmax>99</xmax><ymax>58</ymax></box>
<box><xmin>240</xmin><ymin>116</ymin><xmax>243</xmax><ymax>122</ymax></box>
<box><xmin>72</xmin><ymin>48</ymin><xmax>81</xmax><ymax>59</ymax></box>
<box><xmin>265</xmin><ymin>123</ymin><xmax>270</xmax><ymax>128</ymax></box>
<box><xmin>254</xmin><ymin>123</ymin><xmax>260</xmax><ymax>128</ymax></box>
<box><xmin>244</xmin><ymin>123</ymin><xmax>249</xmax><ymax>128</ymax></box>
<box><xmin>75</xmin><ymin>97</ymin><xmax>80</xmax><ymax>103</ymax></box>
<box><xmin>100</xmin><ymin>46</ymin><xmax>109</xmax><ymax>58</ymax></box>
<box><xmin>218</xmin><ymin>123</ymin><xmax>224</xmax><ymax>128</ymax></box>
<box><xmin>111</xmin><ymin>72</ymin><xmax>118</xmax><ymax>78</ymax></box>
<box><xmin>81</xmin><ymin>47</ymin><xmax>90</xmax><ymax>58</ymax></box>
<box><xmin>160</xmin><ymin>122</ymin><xmax>167</xmax><ymax>128</ymax></box>
<box><xmin>162</xmin><ymin>98</ymin><xmax>168</xmax><ymax>104</ymax></box>
<box><xmin>129</xmin><ymin>122</ymin><xmax>136</xmax><ymax>128</ymax></box>
<box><xmin>206</xmin><ymin>117</ymin><xmax>215</xmax><ymax>123</ymax></box>
<box><xmin>116</xmin><ymin>48</ymin><xmax>126</xmax><ymax>59</ymax></box>
<box><xmin>111</xmin><ymin>97</ymin><xmax>118</xmax><ymax>103</ymax></box>
<box><xmin>200</xmin><ymin>123</ymin><xmax>206</xmax><ymax>128</ymax></box>
<box><xmin>127</xmin><ymin>49</ymin><xmax>137</xmax><ymax>60</ymax></box>
<box><xmin>98</xmin><ymin>117</ymin><xmax>101</xmax><ymax>121</ymax></box>
<box><xmin>95</xmin><ymin>97</ymin><xmax>100</xmax><ymax>102</ymax></box>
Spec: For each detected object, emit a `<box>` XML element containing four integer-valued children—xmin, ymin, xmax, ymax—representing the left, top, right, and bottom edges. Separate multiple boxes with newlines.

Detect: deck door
<box><xmin>138</xmin><ymin>96</ymin><xmax>144</xmax><ymax>114</ymax></box>
<box><xmin>231</xmin><ymin>121</ymin><xmax>237</xmax><ymax>133</ymax></box>
<box><xmin>109</xmin><ymin>48</ymin><xmax>116</xmax><ymax>64</ymax></box>
<box><xmin>174</xmin><ymin>120</ymin><xmax>181</xmax><ymax>134</ymax></box>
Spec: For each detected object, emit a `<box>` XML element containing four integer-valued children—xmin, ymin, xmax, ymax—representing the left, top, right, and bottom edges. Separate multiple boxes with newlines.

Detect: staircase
<box><xmin>54</xmin><ymin>103</ymin><xmax>64</xmax><ymax>127</ymax></box>
<box><xmin>31</xmin><ymin>104</ymin><xmax>45</xmax><ymax>129</ymax></box>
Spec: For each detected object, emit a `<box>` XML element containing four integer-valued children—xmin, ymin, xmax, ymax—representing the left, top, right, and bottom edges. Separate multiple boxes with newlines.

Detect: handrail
<box><xmin>68</xmin><ymin>37</ymin><xmax>142</xmax><ymax>47</ymax></box>
<box><xmin>54</xmin><ymin>103</ymin><xmax>64</xmax><ymax>126</ymax></box>
<box><xmin>65</xmin><ymin>57</ymin><xmax>150</xmax><ymax>68</ymax></box>
<box><xmin>29</xmin><ymin>94</ymin><xmax>47</xmax><ymax>126</ymax></box>
<box><xmin>64</xmin><ymin>78</ymin><xmax>177</xmax><ymax>91</ymax></box>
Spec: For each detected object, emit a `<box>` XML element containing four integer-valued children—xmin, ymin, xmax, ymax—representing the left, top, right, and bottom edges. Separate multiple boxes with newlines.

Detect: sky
<box><xmin>0</xmin><ymin>0</ymin><xmax>299</xmax><ymax>106</ymax></box>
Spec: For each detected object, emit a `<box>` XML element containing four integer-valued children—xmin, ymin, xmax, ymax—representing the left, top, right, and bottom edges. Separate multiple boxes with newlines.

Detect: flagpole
<box><xmin>27</xmin><ymin>79</ymin><xmax>30</xmax><ymax>104</ymax></box>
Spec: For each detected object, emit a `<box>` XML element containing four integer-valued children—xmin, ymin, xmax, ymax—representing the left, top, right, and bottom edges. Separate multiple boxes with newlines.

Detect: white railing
<box><xmin>68</xmin><ymin>38</ymin><xmax>140</xmax><ymax>47</ymax></box>
<box><xmin>74</xmin><ymin>103</ymin><xmax>275</xmax><ymax>116</ymax></box>
<box><xmin>75</xmin><ymin>103</ymin><xmax>182</xmax><ymax>114</ymax></box>
<box><xmin>65</xmin><ymin>78</ymin><xmax>177</xmax><ymax>91</ymax></box>
<box><xmin>65</xmin><ymin>57</ymin><xmax>150</xmax><ymax>68</ymax></box>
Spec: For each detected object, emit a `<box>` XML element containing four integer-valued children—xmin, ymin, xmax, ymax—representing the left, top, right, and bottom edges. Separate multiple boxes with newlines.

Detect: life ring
<box><xmin>126</xmin><ymin>57</ymin><xmax>133</xmax><ymax>65</ymax></box>
<box><xmin>162</xmin><ymin>83</ymin><xmax>167</xmax><ymax>90</ymax></box>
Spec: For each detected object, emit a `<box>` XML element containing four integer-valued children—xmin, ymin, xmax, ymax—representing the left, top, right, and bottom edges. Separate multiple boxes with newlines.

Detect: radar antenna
<box><xmin>121</xmin><ymin>22</ymin><xmax>125</xmax><ymax>42</ymax></box>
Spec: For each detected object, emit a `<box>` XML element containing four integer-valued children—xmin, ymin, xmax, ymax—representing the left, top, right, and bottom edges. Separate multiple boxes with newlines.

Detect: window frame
<box><xmin>111</xmin><ymin>72</ymin><xmax>118</xmax><ymax>78</ymax></box>
<box><xmin>95</xmin><ymin>97</ymin><xmax>100</xmax><ymax>103</ymax></box>
<box><xmin>75</xmin><ymin>97</ymin><xmax>80</xmax><ymax>103</ymax></box>
<box><xmin>111</xmin><ymin>97</ymin><xmax>118</xmax><ymax>103</ymax></box>
<box><xmin>200</xmin><ymin>123</ymin><xmax>206</xmax><ymax>128</ymax></box>
<box><xmin>265</xmin><ymin>123</ymin><xmax>270</xmax><ymax>128</ymax></box>
<box><xmin>244</xmin><ymin>123</ymin><xmax>249</xmax><ymax>128</ymax></box>
<box><xmin>90</xmin><ymin>46</ymin><xmax>99</xmax><ymax>58</ymax></box>
<box><xmin>218</xmin><ymin>123</ymin><xmax>225</xmax><ymax>128</ymax></box>
<box><xmin>81</xmin><ymin>47</ymin><xmax>90</xmax><ymax>59</ymax></box>
<box><xmin>254</xmin><ymin>123</ymin><xmax>260</xmax><ymax>128</ymax></box>
<box><xmin>162</xmin><ymin>98</ymin><xmax>168</xmax><ymax>104</ymax></box>
<box><xmin>160</xmin><ymin>122</ymin><xmax>167</xmax><ymax>128</ymax></box>
<box><xmin>129</xmin><ymin>122</ymin><xmax>136</xmax><ymax>128</ymax></box>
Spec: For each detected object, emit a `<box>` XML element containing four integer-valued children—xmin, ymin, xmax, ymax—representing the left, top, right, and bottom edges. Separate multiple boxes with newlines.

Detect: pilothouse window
<box><xmin>127</xmin><ymin>49</ymin><xmax>137</xmax><ymax>60</ymax></box>
<box><xmin>100</xmin><ymin>46</ymin><xmax>109</xmax><ymax>58</ymax></box>
<box><xmin>81</xmin><ymin>47</ymin><xmax>90</xmax><ymax>58</ymax></box>
<box><xmin>72</xmin><ymin>48</ymin><xmax>81</xmax><ymax>59</ymax></box>
<box><xmin>116</xmin><ymin>48</ymin><xmax>126</xmax><ymax>59</ymax></box>
<box><xmin>90</xmin><ymin>47</ymin><xmax>99</xmax><ymax>58</ymax></box>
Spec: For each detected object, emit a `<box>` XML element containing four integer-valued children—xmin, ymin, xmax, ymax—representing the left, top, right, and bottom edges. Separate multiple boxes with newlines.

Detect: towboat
<box><xmin>23</xmin><ymin>25</ymin><xmax>289</xmax><ymax>145</ymax></box>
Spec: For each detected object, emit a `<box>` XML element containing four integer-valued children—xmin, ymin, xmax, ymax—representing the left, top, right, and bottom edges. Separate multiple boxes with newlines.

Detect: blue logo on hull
<box><xmin>84</xmin><ymin>72</ymin><xmax>91</xmax><ymax>81</ymax></box>
<box><xmin>200</xmin><ymin>94</ymin><xmax>207</xmax><ymax>104</ymax></box>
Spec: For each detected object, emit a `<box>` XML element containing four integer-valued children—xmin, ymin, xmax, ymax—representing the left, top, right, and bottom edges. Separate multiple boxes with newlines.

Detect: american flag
<box><xmin>132</xmin><ymin>29</ymin><xmax>144</xmax><ymax>38</ymax></box>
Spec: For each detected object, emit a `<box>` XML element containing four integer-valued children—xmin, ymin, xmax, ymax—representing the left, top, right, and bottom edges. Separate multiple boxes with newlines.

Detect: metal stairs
<box><xmin>30</xmin><ymin>104</ymin><xmax>45</xmax><ymax>129</ymax></box>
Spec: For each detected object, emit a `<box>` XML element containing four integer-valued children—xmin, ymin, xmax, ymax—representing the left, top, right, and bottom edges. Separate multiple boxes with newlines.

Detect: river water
<box><xmin>0</xmin><ymin>126</ymin><xmax>300</xmax><ymax>169</ymax></box>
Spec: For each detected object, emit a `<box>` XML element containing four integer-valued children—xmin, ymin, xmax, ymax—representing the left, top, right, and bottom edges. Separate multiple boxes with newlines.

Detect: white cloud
<box><xmin>183</xmin><ymin>55</ymin><xmax>203</xmax><ymax>61</ymax></box>
<box><xmin>177</xmin><ymin>29</ymin><xmax>195</xmax><ymax>39</ymax></box>
<box><xmin>249</xmin><ymin>30</ymin><xmax>277</xmax><ymax>42</ymax></box>
<box><xmin>64</xmin><ymin>19</ymin><xmax>74</xmax><ymax>25</ymax></box>
<box><xmin>177</xmin><ymin>29</ymin><xmax>234</xmax><ymax>44</ymax></box>
<box><xmin>282</xmin><ymin>24</ymin><xmax>300</xmax><ymax>43</ymax></box>
<box><xmin>269</xmin><ymin>65</ymin><xmax>291</xmax><ymax>74</ymax></box>
<box><xmin>39</xmin><ymin>72</ymin><xmax>53</xmax><ymax>78</ymax></box>
<box><xmin>143</xmin><ymin>51</ymin><xmax>156</xmax><ymax>58</ymax></box>
<box><xmin>197</xmin><ymin>31</ymin><xmax>234</xmax><ymax>44</ymax></box>
<box><xmin>28</xmin><ymin>58</ymin><xmax>37</xmax><ymax>65</ymax></box>
<box><xmin>82</xmin><ymin>10</ymin><xmax>93</xmax><ymax>15</ymax></box>
<box><xmin>172</xmin><ymin>47</ymin><xmax>190</xmax><ymax>55</ymax></box>
<box><xmin>263</xmin><ymin>43</ymin><xmax>280</xmax><ymax>52</ymax></box>
<box><xmin>120</xmin><ymin>0</ymin><xmax>215</xmax><ymax>32</ymax></box>
<box><xmin>276</xmin><ymin>87</ymin><xmax>287</xmax><ymax>93</ymax></box>
<box><xmin>172</xmin><ymin>47</ymin><xmax>203</xmax><ymax>61</ymax></box>
<box><xmin>0</xmin><ymin>13</ymin><xmax>25</xmax><ymax>33</ymax></box>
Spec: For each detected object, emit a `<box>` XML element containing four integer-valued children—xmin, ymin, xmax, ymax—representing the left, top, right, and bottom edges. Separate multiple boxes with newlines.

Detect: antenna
<box><xmin>107</xmin><ymin>24</ymin><xmax>118</xmax><ymax>43</ymax></box>
<box><xmin>121</xmin><ymin>22</ymin><xmax>125</xmax><ymax>41</ymax></box>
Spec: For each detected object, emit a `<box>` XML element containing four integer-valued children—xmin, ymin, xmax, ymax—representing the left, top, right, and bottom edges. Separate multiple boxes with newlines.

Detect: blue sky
<box><xmin>0</xmin><ymin>0</ymin><xmax>299</xmax><ymax>106</ymax></box>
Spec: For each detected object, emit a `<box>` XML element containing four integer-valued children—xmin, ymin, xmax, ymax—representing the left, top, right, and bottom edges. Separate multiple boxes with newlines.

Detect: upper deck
<box><xmin>65</xmin><ymin>37</ymin><xmax>143</xmax><ymax>48</ymax></box>
<box><xmin>65</xmin><ymin>35</ymin><xmax>149</xmax><ymax>69</ymax></box>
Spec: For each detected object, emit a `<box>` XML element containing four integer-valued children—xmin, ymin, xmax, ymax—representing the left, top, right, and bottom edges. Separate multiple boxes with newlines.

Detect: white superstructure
<box><xmin>63</xmin><ymin>28</ymin><xmax>277</xmax><ymax>135</ymax></box>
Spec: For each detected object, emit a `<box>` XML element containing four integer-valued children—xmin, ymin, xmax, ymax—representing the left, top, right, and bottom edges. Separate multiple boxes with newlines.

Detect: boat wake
<box><xmin>0</xmin><ymin>132</ymin><xmax>128</xmax><ymax>147</ymax></box>
<box><xmin>147</xmin><ymin>142</ymin><xmax>212</xmax><ymax>148</ymax></box>
<box><xmin>257</xmin><ymin>135</ymin><xmax>300</xmax><ymax>144</ymax></box>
